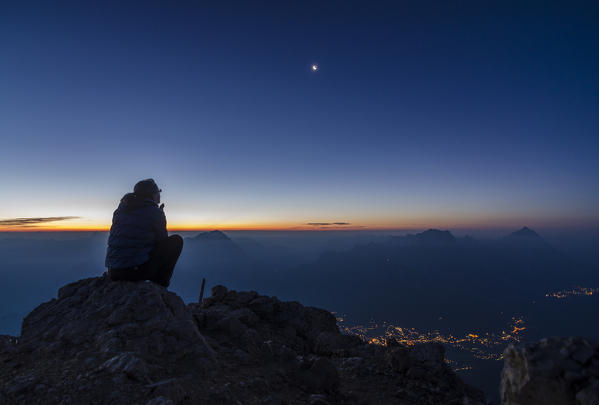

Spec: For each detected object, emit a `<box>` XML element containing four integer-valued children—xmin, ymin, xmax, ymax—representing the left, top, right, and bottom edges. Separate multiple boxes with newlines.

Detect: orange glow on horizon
<box><xmin>0</xmin><ymin>220</ymin><xmax>417</xmax><ymax>232</ymax></box>
<box><xmin>0</xmin><ymin>224</ymin><xmax>379</xmax><ymax>232</ymax></box>
<box><xmin>1</xmin><ymin>216</ymin><xmax>593</xmax><ymax>232</ymax></box>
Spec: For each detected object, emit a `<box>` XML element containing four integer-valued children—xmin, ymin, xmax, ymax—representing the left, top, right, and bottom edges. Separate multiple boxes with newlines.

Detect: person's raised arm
<box><xmin>153</xmin><ymin>207</ymin><xmax>168</xmax><ymax>241</ymax></box>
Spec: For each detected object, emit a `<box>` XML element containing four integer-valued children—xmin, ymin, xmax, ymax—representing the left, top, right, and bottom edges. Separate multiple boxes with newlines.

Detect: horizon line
<box><xmin>0</xmin><ymin>226</ymin><xmax>405</xmax><ymax>232</ymax></box>
<box><xmin>0</xmin><ymin>224</ymin><xmax>596</xmax><ymax>233</ymax></box>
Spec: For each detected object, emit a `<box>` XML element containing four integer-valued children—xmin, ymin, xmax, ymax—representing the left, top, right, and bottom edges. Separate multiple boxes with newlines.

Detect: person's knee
<box><xmin>170</xmin><ymin>234</ymin><xmax>183</xmax><ymax>243</ymax></box>
<box><xmin>169</xmin><ymin>234</ymin><xmax>183</xmax><ymax>249</ymax></box>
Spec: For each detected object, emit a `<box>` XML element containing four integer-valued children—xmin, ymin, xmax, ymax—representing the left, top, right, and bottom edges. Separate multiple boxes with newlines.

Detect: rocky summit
<box><xmin>0</xmin><ymin>275</ymin><xmax>485</xmax><ymax>404</ymax></box>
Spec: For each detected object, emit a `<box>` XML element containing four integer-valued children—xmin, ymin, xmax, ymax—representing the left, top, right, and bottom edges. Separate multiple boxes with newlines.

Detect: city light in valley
<box><xmin>335</xmin><ymin>314</ymin><xmax>527</xmax><ymax>368</ymax></box>
<box><xmin>546</xmin><ymin>287</ymin><xmax>598</xmax><ymax>299</ymax></box>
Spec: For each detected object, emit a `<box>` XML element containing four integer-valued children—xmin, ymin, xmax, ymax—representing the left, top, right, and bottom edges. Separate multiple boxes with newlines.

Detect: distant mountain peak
<box><xmin>192</xmin><ymin>230</ymin><xmax>231</xmax><ymax>241</ymax></box>
<box><xmin>411</xmin><ymin>229</ymin><xmax>455</xmax><ymax>244</ymax></box>
<box><xmin>509</xmin><ymin>227</ymin><xmax>540</xmax><ymax>238</ymax></box>
<box><xmin>421</xmin><ymin>229</ymin><xmax>455</xmax><ymax>238</ymax></box>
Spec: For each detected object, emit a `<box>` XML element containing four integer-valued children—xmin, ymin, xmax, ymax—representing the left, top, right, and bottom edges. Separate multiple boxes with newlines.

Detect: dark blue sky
<box><xmin>1</xmin><ymin>1</ymin><xmax>598</xmax><ymax>230</ymax></box>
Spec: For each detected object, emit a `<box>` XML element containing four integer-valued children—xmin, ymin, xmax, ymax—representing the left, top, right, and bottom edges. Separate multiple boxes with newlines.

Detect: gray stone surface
<box><xmin>0</xmin><ymin>277</ymin><xmax>487</xmax><ymax>404</ymax></box>
<box><xmin>20</xmin><ymin>275</ymin><xmax>213</xmax><ymax>361</ymax></box>
<box><xmin>501</xmin><ymin>337</ymin><xmax>599</xmax><ymax>405</ymax></box>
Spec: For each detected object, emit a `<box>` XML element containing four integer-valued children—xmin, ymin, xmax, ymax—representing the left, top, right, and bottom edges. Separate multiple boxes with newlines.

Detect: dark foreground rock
<box><xmin>0</xmin><ymin>275</ymin><xmax>485</xmax><ymax>404</ymax></box>
<box><xmin>501</xmin><ymin>337</ymin><xmax>599</xmax><ymax>405</ymax></box>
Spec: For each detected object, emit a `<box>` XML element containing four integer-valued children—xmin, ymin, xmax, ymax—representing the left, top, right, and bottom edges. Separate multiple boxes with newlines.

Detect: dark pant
<box><xmin>109</xmin><ymin>235</ymin><xmax>183</xmax><ymax>287</ymax></box>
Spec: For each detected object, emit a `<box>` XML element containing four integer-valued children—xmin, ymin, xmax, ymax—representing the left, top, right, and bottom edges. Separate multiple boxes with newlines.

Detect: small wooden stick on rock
<box><xmin>199</xmin><ymin>278</ymin><xmax>206</xmax><ymax>306</ymax></box>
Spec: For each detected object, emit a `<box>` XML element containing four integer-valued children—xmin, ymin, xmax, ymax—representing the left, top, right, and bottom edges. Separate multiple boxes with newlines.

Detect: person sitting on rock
<box><xmin>105</xmin><ymin>179</ymin><xmax>183</xmax><ymax>287</ymax></box>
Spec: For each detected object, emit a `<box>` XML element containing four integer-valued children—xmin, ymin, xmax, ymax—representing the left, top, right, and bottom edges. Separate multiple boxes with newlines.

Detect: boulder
<box><xmin>19</xmin><ymin>275</ymin><xmax>213</xmax><ymax>361</ymax></box>
<box><xmin>501</xmin><ymin>337</ymin><xmax>599</xmax><ymax>405</ymax></box>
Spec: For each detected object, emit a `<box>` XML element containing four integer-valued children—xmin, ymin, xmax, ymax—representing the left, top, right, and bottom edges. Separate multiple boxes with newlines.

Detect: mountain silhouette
<box><xmin>266</xmin><ymin>227</ymin><xmax>588</xmax><ymax>331</ymax></box>
<box><xmin>191</xmin><ymin>230</ymin><xmax>232</xmax><ymax>241</ymax></box>
<box><xmin>185</xmin><ymin>231</ymin><xmax>243</xmax><ymax>256</ymax></box>
<box><xmin>503</xmin><ymin>226</ymin><xmax>551</xmax><ymax>251</ymax></box>
<box><xmin>386</xmin><ymin>229</ymin><xmax>457</xmax><ymax>247</ymax></box>
<box><xmin>507</xmin><ymin>226</ymin><xmax>541</xmax><ymax>239</ymax></box>
<box><xmin>172</xmin><ymin>231</ymin><xmax>248</xmax><ymax>302</ymax></box>
<box><xmin>409</xmin><ymin>229</ymin><xmax>456</xmax><ymax>244</ymax></box>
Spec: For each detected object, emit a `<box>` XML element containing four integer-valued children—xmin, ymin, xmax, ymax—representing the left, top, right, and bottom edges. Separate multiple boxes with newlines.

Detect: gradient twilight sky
<box><xmin>1</xmin><ymin>1</ymin><xmax>598</xmax><ymax>231</ymax></box>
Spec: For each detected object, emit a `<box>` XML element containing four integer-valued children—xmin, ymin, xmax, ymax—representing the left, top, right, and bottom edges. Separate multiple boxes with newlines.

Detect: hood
<box><xmin>119</xmin><ymin>193</ymin><xmax>156</xmax><ymax>210</ymax></box>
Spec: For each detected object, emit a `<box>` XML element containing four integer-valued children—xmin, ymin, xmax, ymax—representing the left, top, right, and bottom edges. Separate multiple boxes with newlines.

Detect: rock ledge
<box><xmin>0</xmin><ymin>276</ymin><xmax>485</xmax><ymax>404</ymax></box>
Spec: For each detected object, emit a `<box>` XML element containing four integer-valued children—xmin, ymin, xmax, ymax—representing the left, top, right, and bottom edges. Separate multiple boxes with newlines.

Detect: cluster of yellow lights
<box><xmin>546</xmin><ymin>287</ymin><xmax>598</xmax><ymax>299</ymax></box>
<box><xmin>335</xmin><ymin>314</ymin><xmax>527</xmax><ymax>367</ymax></box>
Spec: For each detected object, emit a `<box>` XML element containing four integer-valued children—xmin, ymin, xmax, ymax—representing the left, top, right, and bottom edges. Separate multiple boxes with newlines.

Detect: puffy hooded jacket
<box><xmin>105</xmin><ymin>193</ymin><xmax>168</xmax><ymax>269</ymax></box>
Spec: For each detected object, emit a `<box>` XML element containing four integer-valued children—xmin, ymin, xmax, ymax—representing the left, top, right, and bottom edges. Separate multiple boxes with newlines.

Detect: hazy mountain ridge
<box><xmin>1</xmin><ymin>227</ymin><xmax>594</xmax><ymax>335</ymax></box>
<box><xmin>256</xmin><ymin>227</ymin><xmax>594</xmax><ymax>330</ymax></box>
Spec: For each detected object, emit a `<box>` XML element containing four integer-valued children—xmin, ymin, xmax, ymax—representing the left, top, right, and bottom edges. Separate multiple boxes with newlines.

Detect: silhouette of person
<box><xmin>106</xmin><ymin>179</ymin><xmax>183</xmax><ymax>287</ymax></box>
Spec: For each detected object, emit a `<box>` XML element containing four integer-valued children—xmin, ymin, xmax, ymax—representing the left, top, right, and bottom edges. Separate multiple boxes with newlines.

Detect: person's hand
<box><xmin>160</xmin><ymin>203</ymin><xmax>165</xmax><ymax>210</ymax></box>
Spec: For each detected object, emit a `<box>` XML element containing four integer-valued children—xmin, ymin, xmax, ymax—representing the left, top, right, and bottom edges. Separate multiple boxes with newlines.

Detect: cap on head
<box><xmin>134</xmin><ymin>179</ymin><xmax>162</xmax><ymax>197</ymax></box>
